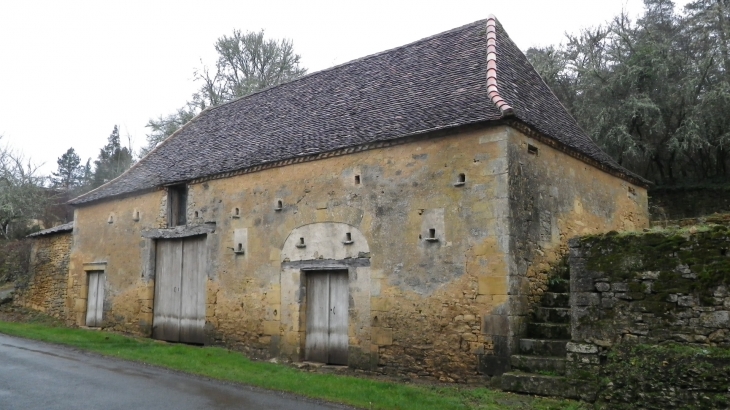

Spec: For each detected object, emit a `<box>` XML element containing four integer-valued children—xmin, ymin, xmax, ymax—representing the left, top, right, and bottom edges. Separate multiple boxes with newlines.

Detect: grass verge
<box><xmin>0</xmin><ymin>320</ymin><xmax>584</xmax><ymax>410</ymax></box>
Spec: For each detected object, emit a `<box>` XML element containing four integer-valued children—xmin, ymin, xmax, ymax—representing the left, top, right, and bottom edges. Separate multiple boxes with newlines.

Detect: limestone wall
<box><xmin>15</xmin><ymin>232</ymin><xmax>72</xmax><ymax>319</ymax></box>
<box><xmin>70</xmin><ymin>126</ymin><xmax>514</xmax><ymax>382</ymax></box>
<box><xmin>67</xmin><ymin>123</ymin><xmax>648</xmax><ymax>381</ymax></box>
<box><xmin>567</xmin><ymin>226</ymin><xmax>730</xmax><ymax>407</ymax></box>
<box><xmin>68</xmin><ymin>192</ymin><xmax>164</xmax><ymax>332</ymax></box>
<box><xmin>497</xmin><ymin>128</ymin><xmax>648</xmax><ymax>373</ymax></box>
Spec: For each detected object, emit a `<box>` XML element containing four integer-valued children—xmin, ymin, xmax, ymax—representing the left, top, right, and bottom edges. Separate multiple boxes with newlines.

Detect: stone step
<box><xmin>540</xmin><ymin>292</ymin><xmax>569</xmax><ymax>308</ymax></box>
<box><xmin>531</xmin><ymin>307</ymin><xmax>570</xmax><ymax>324</ymax></box>
<box><xmin>527</xmin><ymin>323</ymin><xmax>571</xmax><ymax>340</ymax></box>
<box><xmin>546</xmin><ymin>279</ymin><xmax>569</xmax><ymax>293</ymax></box>
<box><xmin>510</xmin><ymin>355</ymin><xmax>565</xmax><ymax>375</ymax></box>
<box><xmin>518</xmin><ymin>338</ymin><xmax>568</xmax><ymax>356</ymax></box>
<box><xmin>501</xmin><ymin>372</ymin><xmax>580</xmax><ymax>399</ymax></box>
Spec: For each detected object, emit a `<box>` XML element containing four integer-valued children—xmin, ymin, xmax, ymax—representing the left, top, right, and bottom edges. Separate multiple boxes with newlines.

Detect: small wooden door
<box><xmin>153</xmin><ymin>236</ymin><xmax>206</xmax><ymax>344</ymax></box>
<box><xmin>85</xmin><ymin>271</ymin><xmax>105</xmax><ymax>327</ymax></box>
<box><xmin>305</xmin><ymin>271</ymin><xmax>349</xmax><ymax>365</ymax></box>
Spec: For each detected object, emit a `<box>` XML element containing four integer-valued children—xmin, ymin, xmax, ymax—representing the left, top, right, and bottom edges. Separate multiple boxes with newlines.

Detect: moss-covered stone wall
<box><xmin>595</xmin><ymin>344</ymin><xmax>730</xmax><ymax>409</ymax></box>
<box><xmin>568</xmin><ymin>226</ymin><xmax>730</xmax><ymax>407</ymax></box>
<box><xmin>570</xmin><ymin>226</ymin><xmax>730</xmax><ymax>347</ymax></box>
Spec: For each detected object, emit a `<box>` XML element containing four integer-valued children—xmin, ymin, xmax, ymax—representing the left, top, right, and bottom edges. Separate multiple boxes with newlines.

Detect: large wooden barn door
<box><xmin>153</xmin><ymin>236</ymin><xmax>206</xmax><ymax>344</ymax></box>
<box><xmin>85</xmin><ymin>271</ymin><xmax>105</xmax><ymax>327</ymax></box>
<box><xmin>305</xmin><ymin>271</ymin><xmax>348</xmax><ymax>365</ymax></box>
<box><xmin>179</xmin><ymin>236</ymin><xmax>206</xmax><ymax>343</ymax></box>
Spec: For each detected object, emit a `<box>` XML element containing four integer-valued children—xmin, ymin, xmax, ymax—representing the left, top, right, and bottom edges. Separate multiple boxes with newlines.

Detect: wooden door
<box><xmin>153</xmin><ymin>239</ymin><xmax>183</xmax><ymax>341</ymax></box>
<box><xmin>85</xmin><ymin>271</ymin><xmax>104</xmax><ymax>327</ymax></box>
<box><xmin>327</xmin><ymin>273</ymin><xmax>349</xmax><ymax>364</ymax></box>
<box><xmin>153</xmin><ymin>236</ymin><xmax>206</xmax><ymax>343</ymax></box>
<box><xmin>305</xmin><ymin>272</ymin><xmax>330</xmax><ymax>363</ymax></box>
<box><xmin>305</xmin><ymin>271</ymin><xmax>348</xmax><ymax>365</ymax></box>
<box><xmin>179</xmin><ymin>236</ymin><xmax>206</xmax><ymax>344</ymax></box>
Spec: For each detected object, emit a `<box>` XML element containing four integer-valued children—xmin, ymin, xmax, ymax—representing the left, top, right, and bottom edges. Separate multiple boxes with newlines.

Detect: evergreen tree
<box><xmin>81</xmin><ymin>158</ymin><xmax>93</xmax><ymax>188</ymax></box>
<box><xmin>525</xmin><ymin>0</ymin><xmax>730</xmax><ymax>184</ymax></box>
<box><xmin>51</xmin><ymin>148</ymin><xmax>82</xmax><ymax>190</ymax></box>
<box><xmin>93</xmin><ymin>125</ymin><xmax>133</xmax><ymax>188</ymax></box>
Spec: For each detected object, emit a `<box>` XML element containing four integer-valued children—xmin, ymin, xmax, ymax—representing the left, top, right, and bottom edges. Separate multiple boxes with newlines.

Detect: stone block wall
<box><xmin>567</xmin><ymin>225</ymin><xmax>730</xmax><ymax>406</ymax></box>
<box><xmin>569</xmin><ymin>227</ymin><xmax>730</xmax><ymax>349</ymax></box>
<box><xmin>15</xmin><ymin>232</ymin><xmax>72</xmax><ymax>319</ymax></box>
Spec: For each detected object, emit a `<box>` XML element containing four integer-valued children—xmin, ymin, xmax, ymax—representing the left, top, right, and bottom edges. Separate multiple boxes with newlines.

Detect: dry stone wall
<box><xmin>15</xmin><ymin>232</ymin><xmax>72</xmax><ymax>319</ymax></box>
<box><xmin>568</xmin><ymin>226</ymin><xmax>730</xmax><ymax>407</ymax></box>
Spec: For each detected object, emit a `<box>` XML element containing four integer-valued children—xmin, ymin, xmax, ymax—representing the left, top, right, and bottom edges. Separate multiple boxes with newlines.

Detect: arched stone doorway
<box><xmin>279</xmin><ymin>222</ymin><xmax>372</xmax><ymax>367</ymax></box>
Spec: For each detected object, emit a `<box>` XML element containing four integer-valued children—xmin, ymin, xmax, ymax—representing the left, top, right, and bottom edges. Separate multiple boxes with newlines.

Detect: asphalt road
<box><xmin>0</xmin><ymin>334</ymin><xmax>352</xmax><ymax>410</ymax></box>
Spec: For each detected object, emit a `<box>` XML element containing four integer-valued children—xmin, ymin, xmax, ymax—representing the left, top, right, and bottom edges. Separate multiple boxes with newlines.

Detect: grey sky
<box><xmin>0</xmin><ymin>0</ymin><xmax>645</xmax><ymax>174</ymax></box>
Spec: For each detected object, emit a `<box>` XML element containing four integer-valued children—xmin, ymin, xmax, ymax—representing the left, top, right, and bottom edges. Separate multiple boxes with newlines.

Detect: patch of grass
<box><xmin>0</xmin><ymin>321</ymin><xmax>584</xmax><ymax>410</ymax></box>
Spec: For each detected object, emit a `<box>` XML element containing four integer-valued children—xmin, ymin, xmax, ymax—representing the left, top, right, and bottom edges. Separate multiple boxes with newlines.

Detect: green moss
<box><xmin>597</xmin><ymin>343</ymin><xmax>730</xmax><ymax>409</ymax></box>
<box><xmin>582</xmin><ymin>225</ymin><xmax>730</xmax><ymax>303</ymax></box>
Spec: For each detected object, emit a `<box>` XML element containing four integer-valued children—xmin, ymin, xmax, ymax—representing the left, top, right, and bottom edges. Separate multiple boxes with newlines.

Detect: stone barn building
<box><xmin>56</xmin><ymin>17</ymin><xmax>649</xmax><ymax>380</ymax></box>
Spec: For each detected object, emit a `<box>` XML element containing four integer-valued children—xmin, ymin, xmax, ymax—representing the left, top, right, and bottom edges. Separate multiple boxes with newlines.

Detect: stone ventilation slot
<box><xmin>454</xmin><ymin>173</ymin><xmax>466</xmax><ymax>187</ymax></box>
<box><xmin>355</xmin><ymin>175</ymin><xmax>361</xmax><ymax>185</ymax></box>
<box><xmin>627</xmin><ymin>186</ymin><xmax>637</xmax><ymax>201</ymax></box>
<box><xmin>194</xmin><ymin>211</ymin><xmax>199</xmax><ymax>218</ymax></box>
<box><xmin>425</xmin><ymin>228</ymin><xmax>438</xmax><ymax>242</ymax></box>
<box><xmin>296</xmin><ymin>237</ymin><xmax>306</xmax><ymax>248</ymax></box>
<box><xmin>528</xmin><ymin>144</ymin><xmax>538</xmax><ymax>155</ymax></box>
<box><xmin>343</xmin><ymin>232</ymin><xmax>353</xmax><ymax>245</ymax></box>
<box><xmin>275</xmin><ymin>200</ymin><xmax>283</xmax><ymax>211</ymax></box>
<box><xmin>107</xmin><ymin>214</ymin><xmax>114</xmax><ymax>224</ymax></box>
<box><xmin>132</xmin><ymin>210</ymin><xmax>140</xmax><ymax>222</ymax></box>
<box><xmin>232</xmin><ymin>207</ymin><xmax>240</xmax><ymax>218</ymax></box>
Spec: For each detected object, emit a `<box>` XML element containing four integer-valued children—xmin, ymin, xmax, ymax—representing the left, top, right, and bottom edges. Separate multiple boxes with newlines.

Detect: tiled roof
<box><xmin>71</xmin><ymin>17</ymin><xmax>646</xmax><ymax>205</ymax></box>
<box><xmin>27</xmin><ymin>221</ymin><xmax>73</xmax><ymax>237</ymax></box>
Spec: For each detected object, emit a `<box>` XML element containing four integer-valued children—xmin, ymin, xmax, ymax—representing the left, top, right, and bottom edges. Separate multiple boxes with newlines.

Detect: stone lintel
<box><xmin>141</xmin><ymin>223</ymin><xmax>216</xmax><ymax>239</ymax></box>
<box><xmin>282</xmin><ymin>258</ymin><xmax>371</xmax><ymax>270</ymax></box>
<box><xmin>82</xmin><ymin>262</ymin><xmax>107</xmax><ymax>272</ymax></box>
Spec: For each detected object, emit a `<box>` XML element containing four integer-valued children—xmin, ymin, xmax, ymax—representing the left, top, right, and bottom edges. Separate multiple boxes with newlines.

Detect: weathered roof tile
<box><xmin>71</xmin><ymin>17</ymin><xmax>644</xmax><ymax>205</ymax></box>
<box><xmin>27</xmin><ymin>221</ymin><xmax>73</xmax><ymax>237</ymax></box>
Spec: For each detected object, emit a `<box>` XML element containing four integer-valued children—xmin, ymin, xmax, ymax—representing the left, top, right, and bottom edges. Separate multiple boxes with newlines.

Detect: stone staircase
<box><xmin>501</xmin><ymin>262</ymin><xmax>579</xmax><ymax>398</ymax></box>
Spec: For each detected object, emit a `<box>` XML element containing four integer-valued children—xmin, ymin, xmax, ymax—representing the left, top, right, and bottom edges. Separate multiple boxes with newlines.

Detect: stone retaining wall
<box><xmin>567</xmin><ymin>225</ymin><xmax>730</xmax><ymax>407</ymax></box>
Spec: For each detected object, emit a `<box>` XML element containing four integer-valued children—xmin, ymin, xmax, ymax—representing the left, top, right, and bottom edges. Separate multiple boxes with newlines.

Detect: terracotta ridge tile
<box><xmin>486</xmin><ymin>15</ymin><xmax>514</xmax><ymax>117</ymax></box>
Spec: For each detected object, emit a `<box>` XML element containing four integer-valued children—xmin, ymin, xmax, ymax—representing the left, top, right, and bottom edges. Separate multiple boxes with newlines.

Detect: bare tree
<box><xmin>140</xmin><ymin>30</ymin><xmax>307</xmax><ymax>157</ymax></box>
<box><xmin>0</xmin><ymin>137</ymin><xmax>48</xmax><ymax>239</ymax></box>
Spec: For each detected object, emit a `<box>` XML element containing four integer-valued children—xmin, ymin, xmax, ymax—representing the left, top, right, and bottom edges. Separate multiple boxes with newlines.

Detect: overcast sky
<box><xmin>0</xmin><ymin>0</ymin><xmax>646</xmax><ymax>174</ymax></box>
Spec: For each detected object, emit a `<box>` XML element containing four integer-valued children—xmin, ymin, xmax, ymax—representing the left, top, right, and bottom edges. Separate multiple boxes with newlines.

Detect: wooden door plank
<box><xmin>305</xmin><ymin>272</ymin><xmax>329</xmax><ymax>363</ymax></box>
<box><xmin>328</xmin><ymin>272</ymin><xmax>349</xmax><ymax>365</ymax></box>
<box><xmin>179</xmin><ymin>235</ymin><xmax>206</xmax><ymax>344</ymax></box>
<box><xmin>85</xmin><ymin>272</ymin><xmax>98</xmax><ymax>327</ymax></box>
<box><xmin>95</xmin><ymin>273</ymin><xmax>105</xmax><ymax>325</ymax></box>
<box><xmin>153</xmin><ymin>239</ymin><xmax>183</xmax><ymax>342</ymax></box>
